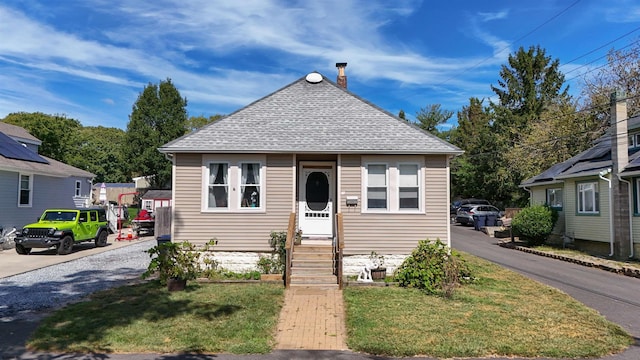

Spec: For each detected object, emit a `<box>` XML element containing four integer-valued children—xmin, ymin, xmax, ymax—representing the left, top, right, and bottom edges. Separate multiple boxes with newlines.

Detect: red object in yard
<box><xmin>116</xmin><ymin>191</ymin><xmax>138</xmax><ymax>241</ymax></box>
<box><xmin>134</xmin><ymin>209</ymin><xmax>153</xmax><ymax>221</ymax></box>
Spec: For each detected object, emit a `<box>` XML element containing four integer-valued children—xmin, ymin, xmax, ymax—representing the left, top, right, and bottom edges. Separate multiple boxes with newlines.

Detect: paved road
<box><xmin>451</xmin><ymin>224</ymin><xmax>640</xmax><ymax>360</ymax></box>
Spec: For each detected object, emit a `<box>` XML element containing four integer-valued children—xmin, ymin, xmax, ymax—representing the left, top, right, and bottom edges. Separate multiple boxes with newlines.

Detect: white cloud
<box><xmin>478</xmin><ymin>10</ymin><xmax>509</xmax><ymax>22</ymax></box>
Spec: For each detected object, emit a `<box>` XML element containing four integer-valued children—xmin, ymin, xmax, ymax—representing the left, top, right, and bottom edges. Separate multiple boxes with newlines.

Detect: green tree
<box><xmin>398</xmin><ymin>109</ymin><xmax>406</xmax><ymax>120</ymax></box>
<box><xmin>2</xmin><ymin>112</ymin><xmax>81</xmax><ymax>163</ymax></box>
<box><xmin>450</xmin><ymin>98</ymin><xmax>495</xmax><ymax>201</ymax></box>
<box><xmin>580</xmin><ymin>41</ymin><xmax>640</xmax><ymax>126</ymax></box>
<box><xmin>123</xmin><ymin>78</ymin><xmax>187</xmax><ymax>189</ymax></box>
<box><xmin>488</xmin><ymin>46</ymin><xmax>572</xmax><ymax>206</ymax></box>
<box><xmin>414</xmin><ymin>104</ymin><xmax>453</xmax><ymax>135</ymax></box>
<box><xmin>185</xmin><ymin>114</ymin><xmax>223</xmax><ymax>133</ymax></box>
<box><xmin>69</xmin><ymin>126</ymin><xmax>128</xmax><ymax>183</ymax></box>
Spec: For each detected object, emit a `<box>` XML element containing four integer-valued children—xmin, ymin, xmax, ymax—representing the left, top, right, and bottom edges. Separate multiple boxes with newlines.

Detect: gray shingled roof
<box><xmin>160</xmin><ymin>73</ymin><xmax>462</xmax><ymax>155</ymax></box>
<box><xmin>521</xmin><ymin>114</ymin><xmax>640</xmax><ymax>186</ymax></box>
<box><xmin>0</xmin><ymin>124</ymin><xmax>94</xmax><ymax>178</ymax></box>
<box><xmin>0</xmin><ymin>121</ymin><xmax>41</xmax><ymax>144</ymax></box>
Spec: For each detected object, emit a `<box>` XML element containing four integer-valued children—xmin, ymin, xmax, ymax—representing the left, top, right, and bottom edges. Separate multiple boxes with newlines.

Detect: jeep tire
<box><xmin>95</xmin><ymin>230</ymin><xmax>108</xmax><ymax>247</ymax></box>
<box><xmin>57</xmin><ymin>235</ymin><xmax>74</xmax><ymax>255</ymax></box>
<box><xmin>15</xmin><ymin>244</ymin><xmax>31</xmax><ymax>255</ymax></box>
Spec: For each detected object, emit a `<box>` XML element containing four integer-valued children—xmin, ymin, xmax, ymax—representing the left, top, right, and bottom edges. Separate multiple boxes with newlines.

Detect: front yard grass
<box><xmin>27</xmin><ymin>282</ymin><xmax>284</xmax><ymax>354</ymax></box>
<box><xmin>344</xmin><ymin>254</ymin><xmax>632</xmax><ymax>358</ymax></box>
<box><xmin>27</xmin><ymin>254</ymin><xmax>632</xmax><ymax>357</ymax></box>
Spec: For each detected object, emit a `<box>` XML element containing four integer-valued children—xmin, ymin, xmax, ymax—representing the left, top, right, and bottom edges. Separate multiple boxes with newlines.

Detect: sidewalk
<box><xmin>275</xmin><ymin>287</ymin><xmax>348</xmax><ymax>350</ymax></box>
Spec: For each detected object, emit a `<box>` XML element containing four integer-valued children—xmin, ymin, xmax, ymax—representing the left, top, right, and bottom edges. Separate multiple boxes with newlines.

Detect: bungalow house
<box><xmin>521</xmin><ymin>93</ymin><xmax>639</xmax><ymax>260</ymax></box>
<box><xmin>158</xmin><ymin>64</ymin><xmax>463</xmax><ymax>284</ymax></box>
<box><xmin>0</xmin><ymin>122</ymin><xmax>94</xmax><ymax>231</ymax></box>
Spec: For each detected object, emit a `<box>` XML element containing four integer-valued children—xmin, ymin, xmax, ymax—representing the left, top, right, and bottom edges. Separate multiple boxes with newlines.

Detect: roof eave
<box><xmin>158</xmin><ymin>148</ymin><xmax>464</xmax><ymax>156</ymax></box>
<box><xmin>519</xmin><ymin>179</ymin><xmax>564</xmax><ymax>188</ymax></box>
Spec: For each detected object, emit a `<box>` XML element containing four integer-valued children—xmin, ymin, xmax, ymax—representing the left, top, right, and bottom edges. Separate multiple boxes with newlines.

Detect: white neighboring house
<box><xmin>0</xmin><ymin>122</ymin><xmax>95</xmax><ymax>230</ymax></box>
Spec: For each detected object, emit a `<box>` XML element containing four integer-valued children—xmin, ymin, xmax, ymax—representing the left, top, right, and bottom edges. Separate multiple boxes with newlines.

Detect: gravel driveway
<box><xmin>0</xmin><ymin>239</ymin><xmax>155</xmax><ymax>321</ymax></box>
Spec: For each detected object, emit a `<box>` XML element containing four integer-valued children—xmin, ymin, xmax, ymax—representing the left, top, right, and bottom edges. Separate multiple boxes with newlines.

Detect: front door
<box><xmin>298</xmin><ymin>162</ymin><xmax>334</xmax><ymax>238</ymax></box>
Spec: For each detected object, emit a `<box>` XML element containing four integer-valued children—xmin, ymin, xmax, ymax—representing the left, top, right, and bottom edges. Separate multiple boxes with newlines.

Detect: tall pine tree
<box><xmin>123</xmin><ymin>78</ymin><xmax>187</xmax><ymax>189</ymax></box>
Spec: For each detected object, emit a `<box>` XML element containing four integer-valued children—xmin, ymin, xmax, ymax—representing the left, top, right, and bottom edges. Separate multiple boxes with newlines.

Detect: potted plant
<box><xmin>142</xmin><ymin>240</ymin><xmax>203</xmax><ymax>291</ymax></box>
<box><xmin>369</xmin><ymin>251</ymin><xmax>387</xmax><ymax>280</ymax></box>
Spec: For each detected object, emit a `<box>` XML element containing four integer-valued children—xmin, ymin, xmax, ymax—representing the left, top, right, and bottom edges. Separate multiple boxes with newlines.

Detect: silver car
<box><xmin>455</xmin><ymin>204</ymin><xmax>502</xmax><ymax>226</ymax></box>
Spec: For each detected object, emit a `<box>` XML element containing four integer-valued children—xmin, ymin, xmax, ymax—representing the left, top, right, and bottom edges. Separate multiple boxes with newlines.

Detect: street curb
<box><xmin>498</xmin><ymin>242</ymin><xmax>640</xmax><ymax>279</ymax></box>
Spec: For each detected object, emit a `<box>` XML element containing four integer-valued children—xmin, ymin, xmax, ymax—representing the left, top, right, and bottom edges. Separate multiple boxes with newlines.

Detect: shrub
<box><xmin>256</xmin><ymin>231</ymin><xmax>287</xmax><ymax>274</ymax></box>
<box><xmin>511</xmin><ymin>205</ymin><xmax>558</xmax><ymax>246</ymax></box>
<box><xmin>394</xmin><ymin>239</ymin><xmax>472</xmax><ymax>296</ymax></box>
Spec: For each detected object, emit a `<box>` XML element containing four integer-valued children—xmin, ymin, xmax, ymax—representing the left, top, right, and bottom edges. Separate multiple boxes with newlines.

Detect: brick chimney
<box><xmin>336</xmin><ymin>62</ymin><xmax>347</xmax><ymax>89</ymax></box>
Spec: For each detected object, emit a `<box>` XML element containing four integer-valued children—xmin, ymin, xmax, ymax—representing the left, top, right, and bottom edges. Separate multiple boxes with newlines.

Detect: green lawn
<box><xmin>27</xmin><ymin>254</ymin><xmax>633</xmax><ymax>357</ymax></box>
<box><xmin>28</xmin><ymin>282</ymin><xmax>284</xmax><ymax>354</ymax></box>
<box><xmin>343</xmin><ymin>254</ymin><xmax>632</xmax><ymax>358</ymax></box>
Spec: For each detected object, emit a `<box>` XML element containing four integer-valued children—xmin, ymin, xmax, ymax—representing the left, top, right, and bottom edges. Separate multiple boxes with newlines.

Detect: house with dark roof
<box><xmin>521</xmin><ymin>94</ymin><xmax>639</xmax><ymax>260</ymax></box>
<box><xmin>0</xmin><ymin>122</ymin><xmax>95</xmax><ymax>231</ymax></box>
<box><xmin>159</xmin><ymin>64</ymin><xmax>463</xmax><ymax>285</ymax></box>
<box><xmin>140</xmin><ymin>189</ymin><xmax>172</xmax><ymax>212</ymax></box>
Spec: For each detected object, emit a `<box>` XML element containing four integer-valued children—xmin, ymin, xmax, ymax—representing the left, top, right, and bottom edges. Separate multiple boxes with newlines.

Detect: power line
<box><xmin>433</xmin><ymin>0</ymin><xmax>582</xmax><ymax>89</ymax></box>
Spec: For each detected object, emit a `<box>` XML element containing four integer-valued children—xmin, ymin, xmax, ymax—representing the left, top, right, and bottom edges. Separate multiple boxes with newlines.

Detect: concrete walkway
<box><xmin>275</xmin><ymin>287</ymin><xmax>348</xmax><ymax>350</ymax></box>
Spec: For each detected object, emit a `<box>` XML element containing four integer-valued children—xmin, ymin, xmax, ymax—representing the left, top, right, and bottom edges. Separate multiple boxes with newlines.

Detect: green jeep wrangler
<box><xmin>14</xmin><ymin>208</ymin><xmax>110</xmax><ymax>255</ymax></box>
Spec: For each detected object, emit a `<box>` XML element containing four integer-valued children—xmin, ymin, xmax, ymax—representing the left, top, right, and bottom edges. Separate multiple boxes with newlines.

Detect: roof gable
<box><xmin>160</xmin><ymin>73</ymin><xmax>461</xmax><ymax>155</ymax></box>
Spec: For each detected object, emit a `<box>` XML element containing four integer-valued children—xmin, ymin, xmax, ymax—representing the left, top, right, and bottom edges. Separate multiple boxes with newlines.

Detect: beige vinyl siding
<box><xmin>564</xmin><ymin>178</ymin><xmax>610</xmax><ymax>242</ymax></box>
<box><xmin>339</xmin><ymin>154</ymin><xmax>449</xmax><ymax>255</ymax></box>
<box><xmin>172</xmin><ymin>153</ymin><xmax>294</xmax><ymax>250</ymax></box>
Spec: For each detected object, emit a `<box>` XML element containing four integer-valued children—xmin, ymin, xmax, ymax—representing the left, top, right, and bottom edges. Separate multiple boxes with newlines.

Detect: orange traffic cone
<box><xmin>127</xmin><ymin>228</ymin><xmax>133</xmax><ymax>239</ymax></box>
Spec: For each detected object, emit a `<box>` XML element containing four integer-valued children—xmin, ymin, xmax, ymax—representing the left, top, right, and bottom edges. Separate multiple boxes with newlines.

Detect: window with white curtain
<box><xmin>577</xmin><ymin>182</ymin><xmax>599</xmax><ymax>214</ymax></box>
<box><xmin>367</xmin><ymin>164</ymin><xmax>388</xmax><ymax>209</ymax></box>
<box><xmin>399</xmin><ymin>164</ymin><xmax>419</xmax><ymax>209</ymax></box>
<box><xmin>208</xmin><ymin>163</ymin><xmax>228</xmax><ymax>209</ymax></box>
<box><xmin>240</xmin><ymin>163</ymin><xmax>261</xmax><ymax>208</ymax></box>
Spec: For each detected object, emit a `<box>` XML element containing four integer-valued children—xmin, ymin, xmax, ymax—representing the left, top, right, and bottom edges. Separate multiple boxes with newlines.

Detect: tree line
<box><xmin>1</xmin><ymin>79</ymin><xmax>221</xmax><ymax>187</ymax></box>
<box><xmin>408</xmin><ymin>43</ymin><xmax>640</xmax><ymax>208</ymax></box>
<box><xmin>1</xmin><ymin>42</ymin><xmax>638</xmax><ymax>205</ymax></box>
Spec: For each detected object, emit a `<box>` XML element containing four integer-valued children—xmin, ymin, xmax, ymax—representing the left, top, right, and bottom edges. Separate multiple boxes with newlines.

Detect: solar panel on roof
<box><xmin>0</xmin><ymin>131</ymin><xmax>49</xmax><ymax>164</ymax></box>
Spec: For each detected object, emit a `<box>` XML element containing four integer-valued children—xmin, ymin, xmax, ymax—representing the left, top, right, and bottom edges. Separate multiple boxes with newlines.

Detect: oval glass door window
<box><xmin>306</xmin><ymin>172</ymin><xmax>329</xmax><ymax>211</ymax></box>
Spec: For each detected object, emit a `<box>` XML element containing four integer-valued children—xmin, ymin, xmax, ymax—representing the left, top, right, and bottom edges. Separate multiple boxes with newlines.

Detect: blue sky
<box><xmin>1</xmin><ymin>0</ymin><xmax>639</xmax><ymax>130</ymax></box>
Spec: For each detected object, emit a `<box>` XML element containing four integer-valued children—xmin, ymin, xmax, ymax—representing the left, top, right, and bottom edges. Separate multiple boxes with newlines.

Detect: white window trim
<box><xmin>237</xmin><ymin>161</ymin><xmax>265</xmax><ymax>212</ymax></box>
<box><xmin>577</xmin><ymin>182</ymin><xmax>599</xmax><ymax>214</ymax></box>
<box><xmin>142</xmin><ymin>199</ymin><xmax>153</xmax><ymax>211</ymax></box>
<box><xmin>397</xmin><ymin>162</ymin><xmax>423</xmax><ymax>213</ymax></box>
<box><xmin>74</xmin><ymin>180</ymin><xmax>82</xmax><ymax>197</ymax></box>
<box><xmin>201</xmin><ymin>155</ymin><xmax>267</xmax><ymax>213</ymax></box>
<box><xmin>18</xmin><ymin>173</ymin><xmax>33</xmax><ymax>208</ymax></box>
<box><xmin>362</xmin><ymin>163</ymin><xmax>389</xmax><ymax>212</ymax></box>
<box><xmin>204</xmin><ymin>161</ymin><xmax>230</xmax><ymax>212</ymax></box>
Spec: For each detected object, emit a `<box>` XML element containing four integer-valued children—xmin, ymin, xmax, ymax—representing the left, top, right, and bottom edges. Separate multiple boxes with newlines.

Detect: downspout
<box><xmin>523</xmin><ymin>186</ymin><xmax>531</xmax><ymax>204</ymax></box>
<box><xmin>599</xmin><ymin>169</ymin><xmax>614</xmax><ymax>257</ymax></box>
<box><xmin>617</xmin><ymin>174</ymin><xmax>635</xmax><ymax>258</ymax></box>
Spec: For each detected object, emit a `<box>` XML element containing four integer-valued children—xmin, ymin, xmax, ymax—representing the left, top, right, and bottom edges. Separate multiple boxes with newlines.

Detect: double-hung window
<box><xmin>546</xmin><ymin>188</ymin><xmax>563</xmax><ymax>210</ymax></box>
<box><xmin>240</xmin><ymin>163</ymin><xmax>261</xmax><ymax>208</ymax></box>
<box><xmin>577</xmin><ymin>182</ymin><xmax>599</xmax><ymax>214</ymax></box>
<box><xmin>366</xmin><ymin>164</ymin><xmax>388</xmax><ymax>209</ymax></box>
<box><xmin>399</xmin><ymin>164</ymin><xmax>419</xmax><ymax>209</ymax></box>
<box><xmin>18</xmin><ymin>174</ymin><xmax>32</xmax><ymax>207</ymax></box>
<box><xmin>75</xmin><ymin>180</ymin><xmax>81</xmax><ymax>197</ymax></box>
<box><xmin>208</xmin><ymin>163</ymin><xmax>229</xmax><ymax>209</ymax></box>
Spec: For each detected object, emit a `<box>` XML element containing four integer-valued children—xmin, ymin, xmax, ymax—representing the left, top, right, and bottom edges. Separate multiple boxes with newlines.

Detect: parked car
<box><xmin>455</xmin><ymin>204</ymin><xmax>503</xmax><ymax>226</ymax></box>
<box><xmin>450</xmin><ymin>198</ymin><xmax>490</xmax><ymax>222</ymax></box>
<box><xmin>13</xmin><ymin>208</ymin><xmax>110</xmax><ymax>255</ymax></box>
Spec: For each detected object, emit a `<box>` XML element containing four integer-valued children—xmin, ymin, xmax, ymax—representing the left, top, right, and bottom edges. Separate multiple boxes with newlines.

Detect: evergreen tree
<box><xmin>123</xmin><ymin>78</ymin><xmax>187</xmax><ymax>189</ymax></box>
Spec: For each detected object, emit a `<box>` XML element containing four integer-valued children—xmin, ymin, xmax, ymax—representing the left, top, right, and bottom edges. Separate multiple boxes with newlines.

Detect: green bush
<box><xmin>256</xmin><ymin>231</ymin><xmax>287</xmax><ymax>274</ymax></box>
<box><xmin>511</xmin><ymin>205</ymin><xmax>558</xmax><ymax>246</ymax></box>
<box><xmin>394</xmin><ymin>239</ymin><xmax>472</xmax><ymax>296</ymax></box>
